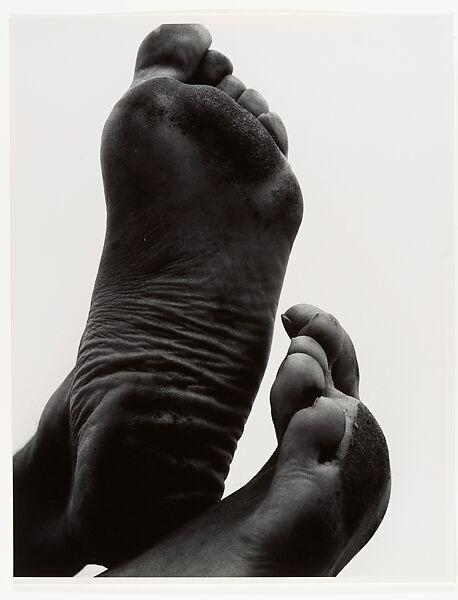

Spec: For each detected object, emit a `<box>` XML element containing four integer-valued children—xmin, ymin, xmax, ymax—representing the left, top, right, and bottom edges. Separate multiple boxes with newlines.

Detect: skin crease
<box><xmin>13</xmin><ymin>24</ymin><xmax>390</xmax><ymax>578</ymax></box>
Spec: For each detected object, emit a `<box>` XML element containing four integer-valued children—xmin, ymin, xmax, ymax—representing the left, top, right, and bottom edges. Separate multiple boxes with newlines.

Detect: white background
<box><xmin>7</xmin><ymin>5</ymin><xmax>455</xmax><ymax>588</ymax></box>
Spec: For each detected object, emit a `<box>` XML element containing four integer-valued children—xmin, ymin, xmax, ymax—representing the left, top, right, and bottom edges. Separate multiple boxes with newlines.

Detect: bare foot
<box><xmin>103</xmin><ymin>304</ymin><xmax>391</xmax><ymax>577</ymax></box>
<box><xmin>13</xmin><ymin>24</ymin><xmax>302</xmax><ymax>574</ymax></box>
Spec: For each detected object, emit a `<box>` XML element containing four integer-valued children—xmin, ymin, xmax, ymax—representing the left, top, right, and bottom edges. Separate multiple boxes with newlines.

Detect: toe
<box><xmin>134</xmin><ymin>24</ymin><xmax>212</xmax><ymax>83</ymax></box>
<box><xmin>258</xmin><ymin>112</ymin><xmax>289</xmax><ymax>156</ymax></box>
<box><xmin>282</xmin><ymin>304</ymin><xmax>360</xmax><ymax>397</ymax></box>
<box><xmin>191</xmin><ymin>49</ymin><xmax>233</xmax><ymax>85</ymax></box>
<box><xmin>270</xmin><ymin>352</ymin><xmax>326</xmax><ymax>441</ymax></box>
<box><xmin>238</xmin><ymin>89</ymin><xmax>269</xmax><ymax>117</ymax></box>
<box><xmin>279</xmin><ymin>397</ymin><xmax>346</xmax><ymax>465</ymax></box>
<box><xmin>216</xmin><ymin>74</ymin><xmax>246</xmax><ymax>99</ymax></box>
<box><xmin>287</xmin><ymin>336</ymin><xmax>328</xmax><ymax>373</ymax></box>
<box><xmin>297</xmin><ymin>312</ymin><xmax>344</xmax><ymax>366</ymax></box>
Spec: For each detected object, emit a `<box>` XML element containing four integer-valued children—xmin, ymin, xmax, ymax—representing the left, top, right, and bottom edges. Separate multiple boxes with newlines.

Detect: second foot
<box><xmin>103</xmin><ymin>304</ymin><xmax>391</xmax><ymax>577</ymax></box>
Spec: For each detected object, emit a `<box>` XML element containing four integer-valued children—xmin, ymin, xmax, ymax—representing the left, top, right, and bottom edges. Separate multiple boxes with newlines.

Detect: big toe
<box><xmin>134</xmin><ymin>23</ymin><xmax>212</xmax><ymax>83</ymax></box>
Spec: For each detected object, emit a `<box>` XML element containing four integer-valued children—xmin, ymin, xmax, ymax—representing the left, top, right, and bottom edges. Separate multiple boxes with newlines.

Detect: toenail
<box><xmin>281</xmin><ymin>314</ymin><xmax>294</xmax><ymax>337</ymax></box>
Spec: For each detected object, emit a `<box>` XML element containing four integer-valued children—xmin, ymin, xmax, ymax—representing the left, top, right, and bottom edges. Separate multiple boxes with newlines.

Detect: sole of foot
<box><xmin>103</xmin><ymin>304</ymin><xmax>391</xmax><ymax>577</ymax></box>
<box><xmin>20</xmin><ymin>23</ymin><xmax>303</xmax><ymax>571</ymax></box>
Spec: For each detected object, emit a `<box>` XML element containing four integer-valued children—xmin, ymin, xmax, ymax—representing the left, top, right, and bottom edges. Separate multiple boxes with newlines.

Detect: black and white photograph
<box><xmin>7</xmin><ymin>4</ymin><xmax>455</xmax><ymax>588</ymax></box>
